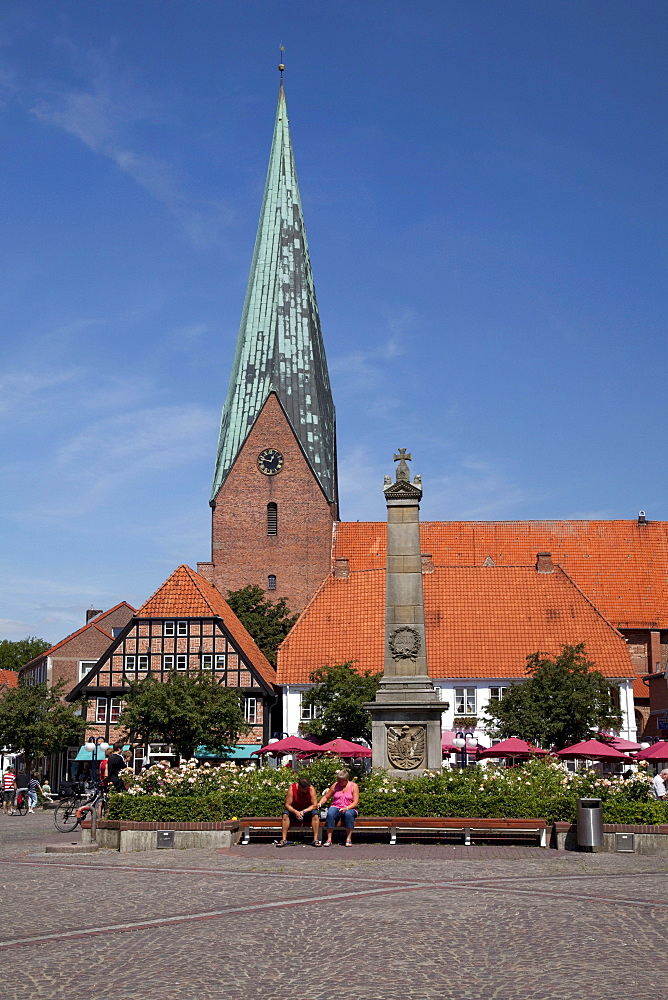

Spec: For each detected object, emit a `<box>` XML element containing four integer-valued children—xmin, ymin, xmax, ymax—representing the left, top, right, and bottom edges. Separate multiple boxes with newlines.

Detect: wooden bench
<box><xmin>238</xmin><ymin>816</ymin><xmax>548</xmax><ymax>847</ymax></box>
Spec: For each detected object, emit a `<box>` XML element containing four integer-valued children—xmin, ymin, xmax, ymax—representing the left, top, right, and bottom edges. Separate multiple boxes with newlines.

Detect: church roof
<box><xmin>276</xmin><ymin>564</ymin><xmax>633</xmax><ymax>684</ymax></box>
<box><xmin>333</xmin><ymin>520</ymin><xmax>668</xmax><ymax>629</ymax></box>
<box><xmin>138</xmin><ymin>565</ymin><xmax>276</xmax><ymax>689</ymax></box>
<box><xmin>212</xmin><ymin>80</ymin><xmax>337</xmax><ymax>505</ymax></box>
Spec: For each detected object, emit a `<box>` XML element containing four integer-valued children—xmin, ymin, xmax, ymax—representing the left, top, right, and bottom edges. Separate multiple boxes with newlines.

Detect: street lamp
<box><xmin>452</xmin><ymin>731</ymin><xmax>478</xmax><ymax>769</ymax></box>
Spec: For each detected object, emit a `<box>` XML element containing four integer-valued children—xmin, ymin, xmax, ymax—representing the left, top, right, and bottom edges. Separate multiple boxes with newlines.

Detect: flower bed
<box><xmin>108</xmin><ymin>756</ymin><xmax>668</xmax><ymax>826</ymax></box>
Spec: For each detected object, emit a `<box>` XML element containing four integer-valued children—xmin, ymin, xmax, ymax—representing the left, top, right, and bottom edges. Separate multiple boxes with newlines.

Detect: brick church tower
<box><xmin>200</xmin><ymin>76</ymin><xmax>338</xmax><ymax>615</ymax></box>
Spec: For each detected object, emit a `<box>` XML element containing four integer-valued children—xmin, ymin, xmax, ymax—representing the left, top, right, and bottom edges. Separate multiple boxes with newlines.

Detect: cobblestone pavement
<box><xmin>1</xmin><ymin>811</ymin><xmax>667</xmax><ymax>999</ymax></box>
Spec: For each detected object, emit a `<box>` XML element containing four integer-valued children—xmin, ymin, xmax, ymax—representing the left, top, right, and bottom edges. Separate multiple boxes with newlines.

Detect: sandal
<box><xmin>274</xmin><ymin>840</ymin><xmax>288</xmax><ymax>848</ymax></box>
<box><xmin>322</xmin><ymin>841</ymin><xmax>333</xmax><ymax>847</ymax></box>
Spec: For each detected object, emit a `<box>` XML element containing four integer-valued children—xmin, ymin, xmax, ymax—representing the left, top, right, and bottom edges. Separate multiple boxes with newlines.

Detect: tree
<box><xmin>226</xmin><ymin>584</ymin><xmax>298</xmax><ymax>666</ymax></box>
<box><xmin>300</xmin><ymin>662</ymin><xmax>382</xmax><ymax>743</ymax></box>
<box><xmin>0</xmin><ymin>680</ymin><xmax>85</xmax><ymax>766</ymax></box>
<box><xmin>484</xmin><ymin>643</ymin><xmax>622</xmax><ymax>750</ymax></box>
<box><xmin>0</xmin><ymin>637</ymin><xmax>51</xmax><ymax>672</ymax></box>
<box><xmin>117</xmin><ymin>672</ymin><xmax>251</xmax><ymax>761</ymax></box>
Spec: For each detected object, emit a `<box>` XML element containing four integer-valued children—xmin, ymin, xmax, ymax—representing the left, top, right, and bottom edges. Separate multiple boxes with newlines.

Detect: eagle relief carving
<box><xmin>387</xmin><ymin>725</ymin><xmax>426</xmax><ymax>770</ymax></box>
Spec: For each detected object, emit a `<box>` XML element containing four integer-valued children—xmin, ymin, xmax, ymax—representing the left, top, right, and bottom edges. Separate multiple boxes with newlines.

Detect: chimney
<box><xmin>197</xmin><ymin>561</ymin><xmax>214</xmax><ymax>583</ymax></box>
<box><xmin>86</xmin><ymin>608</ymin><xmax>103</xmax><ymax>623</ymax></box>
<box><xmin>536</xmin><ymin>552</ymin><xmax>554</xmax><ymax>574</ymax></box>
<box><xmin>421</xmin><ymin>553</ymin><xmax>434</xmax><ymax>574</ymax></box>
<box><xmin>333</xmin><ymin>557</ymin><xmax>349</xmax><ymax>579</ymax></box>
<box><xmin>638</xmin><ymin>511</ymin><xmax>647</xmax><ymax>525</ymax></box>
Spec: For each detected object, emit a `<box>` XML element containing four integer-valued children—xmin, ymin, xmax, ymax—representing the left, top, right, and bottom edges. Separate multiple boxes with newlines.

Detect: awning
<box><xmin>73</xmin><ymin>744</ymin><xmax>130</xmax><ymax>762</ymax></box>
<box><xmin>195</xmin><ymin>745</ymin><xmax>262</xmax><ymax>760</ymax></box>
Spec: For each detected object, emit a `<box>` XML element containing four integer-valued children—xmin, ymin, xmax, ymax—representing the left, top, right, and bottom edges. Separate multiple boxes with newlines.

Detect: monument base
<box><xmin>366</xmin><ymin>677</ymin><xmax>443</xmax><ymax>778</ymax></box>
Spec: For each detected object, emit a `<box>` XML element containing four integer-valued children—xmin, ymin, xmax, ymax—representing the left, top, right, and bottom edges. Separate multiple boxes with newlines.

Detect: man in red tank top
<box><xmin>277</xmin><ymin>776</ymin><xmax>321</xmax><ymax>846</ymax></box>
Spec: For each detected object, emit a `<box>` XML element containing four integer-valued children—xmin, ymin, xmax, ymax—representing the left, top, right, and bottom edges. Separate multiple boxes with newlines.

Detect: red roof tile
<box><xmin>0</xmin><ymin>669</ymin><xmax>19</xmax><ymax>689</ymax></box>
<box><xmin>138</xmin><ymin>565</ymin><xmax>276</xmax><ymax>689</ymax></box>
<box><xmin>334</xmin><ymin>520</ymin><xmax>668</xmax><ymax>628</ymax></box>
<box><xmin>277</xmin><ymin>564</ymin><xmax>633</xmax><ymax>684</ymax></box>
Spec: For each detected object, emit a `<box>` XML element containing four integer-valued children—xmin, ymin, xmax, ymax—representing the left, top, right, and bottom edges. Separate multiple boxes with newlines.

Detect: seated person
<box><xmin>41</xmin><ymin>780</ymin><xmax>56</xmax><ymax>802</ymax></box>
<box><xmin>277</xmin><ymin>776</ymin><xmax>320</xmax><ymax>846</ymax></box>
<box><xmin>318</xmin><ymin>769</ymin><xmax>359</xmax><ymax>846</ymax></box>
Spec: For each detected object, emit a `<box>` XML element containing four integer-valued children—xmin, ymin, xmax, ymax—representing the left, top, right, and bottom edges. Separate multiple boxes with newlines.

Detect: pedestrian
<box><xmin>651</xmin><ymin>768</ymin><xmax>668</xmax><ymax>800</ymax></box>
<box><xmin>106</xmin><ymin>746</ymin><xmax>127</xmax><ymax>791</ymax></box>
<box><xmin>276</xmin><ymin>776</ymin><xmax>321</xmax><ymax>847</ymax></box>
<box><xmin>2</xmin><ymin>766</ymin><xmax>17</xmax><ymax>815</ymax></box>
<box><xmin>318</xmin><ymin>769</ymin><xmax>360</xmax><ymax>847</ymax></box>
<box><xmin>27</xmin><ymin>772</ymin><xmax>42</xmax><ymax>813</ymax></box>
<box><xmin>14</xmin><ymin>767</ymin><xmax>29</xmax><ymax>812</ymax></box>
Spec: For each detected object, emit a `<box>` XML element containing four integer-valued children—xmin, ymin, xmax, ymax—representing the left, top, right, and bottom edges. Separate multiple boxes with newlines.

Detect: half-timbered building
<box><xmin>67</xmin><ymin>565</ymin><xmax>278</xmax><ymax>760</ymax></box>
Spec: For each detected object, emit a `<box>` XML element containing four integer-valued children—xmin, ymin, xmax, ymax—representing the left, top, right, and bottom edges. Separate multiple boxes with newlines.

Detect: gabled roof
<box><xmin>20</xmin><ymin>602</ymin><xmax>136</xmax><ymax>669</ymax></box>
<box><xmin>138</xmin><ymin>565</ymin><xmax>276</xmax><ymax>689</ymax></box>
<box><xmin>334</xmin><ymin>520</ymin><xmax>668</xmax><ymax>629</ymax></box>
<box><xmin>211</xmin><ymin>80</ymin><xmax>337</xmax><ymax>506</ymax></box>
<box><xmin>277</xmin><ymin>564</ymin><xmax>633</xmax><ymax>684</ymax></box>
<box><xmin>0</xmin><ymin>669</ymin><xmax>18</xmax><ymax>690</ymax></box>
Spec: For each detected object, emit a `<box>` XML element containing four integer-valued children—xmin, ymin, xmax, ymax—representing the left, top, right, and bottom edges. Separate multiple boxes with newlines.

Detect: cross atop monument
<box><xmin>394</xmin><ymin>448</ymin><xmax>411</xmax><ymax>482</ymax></box>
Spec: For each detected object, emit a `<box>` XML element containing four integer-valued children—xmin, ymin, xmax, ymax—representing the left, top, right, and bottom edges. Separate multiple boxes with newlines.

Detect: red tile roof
<box><xmin>277</xmin><ymin>564</ymin><xmax>633</xmax><ymax>684</ymax></box>
<box><xmin>0</xmin><ymin>669</ymin><xmax>19</xmax><ymax>690</ymax></box>
<box><xmin>138</xmin><ymin>565</ymin><xmax>276</xmax><ymax>689</ymax></box>
<box><xmin>20</xmin><ymin>602</ymin><xmax>136</xmax><ymax>669</ymax></box>
<box><xmin>333</xmin><ymin>520</ymin><xmax>668</xmax><ymax>628</ymax></box>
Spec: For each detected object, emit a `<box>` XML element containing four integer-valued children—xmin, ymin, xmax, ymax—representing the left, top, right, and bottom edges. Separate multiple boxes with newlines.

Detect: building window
<box><xmin>267</xmin><ymin>575</ymin><xmax>277</xmax><ymax>591</ymax></box>
<box><xmin>164</xmin><ymin>621</ymin><xmax>175</xmax><ymax>636</ymax></box>
<box><xmin>176</xmin><ymin>655</ymin><xmax>187</xmax><ymax>671</ymax></box>
<box><xmin>489</xmin><ymin>687</ymin><xmax>507</xmax><ymax>703</ymax></box>
<box><xmin>245</xmin><ymin>697</ymin><xmax>257</xmax><ymax>725</ymax></box>
<box><xmin>163</xmin><ymin>655</ymin><xmax>174</xmax><ymax>670</ymax></box>
<box><xmin>95</xmin><ymin>697</ymin><xmax>121</xmax><ymax>724</ymax></box>
<box><xmin>137</xmin><ymin>655</ymin><xmax>149</xmax><ymax>672</ymax></box>
<box><xmin>201</xmin><ymin>654</ymin><xmax>213</xmax><ymax>670</ymax></box>
<box><xmin>215</xmin><ymin>654</ymin><xmax>226</xmax><ymax>671</ymax></box>
<box><xmin>267</xmin><ymin>502</ymin><xmax>278</xmax><ymax>535</ymax></box>
<box><xmin>455</xmin><ymin>687</ymin><xmax>476</xmax><ymax>715</ymax></box>
<box><xmin>300</xmin><ymin>693</ymin><xmax>322</xmax><ymax>722</ymax></box>
<box><xmin>112</xmin><ymin>627</ymin><xmax>124</xmax><ymax>638</ymax></box>
<box><xmin>25</xmin><ymin>663</ymin><xmax>47</xmax><ymax>685</ymax></box>
<box><xmin>124</xmin><ymin>655</ymin><xmax>136</xmax><ymax>672</ymax></box>
<box><xmin>177</xmin><ymin>621</ymin><xmax>188</xmax><ymax>636</ymax></box>
<box><xmin>110</xmin><ymin>698</ymin><xmax>122</xmax><ymax>723</ymax></box>
<box><xmin>79</xmin><ymin>660</ymin><xmax>97</xmax><ymax>682</ymax></box>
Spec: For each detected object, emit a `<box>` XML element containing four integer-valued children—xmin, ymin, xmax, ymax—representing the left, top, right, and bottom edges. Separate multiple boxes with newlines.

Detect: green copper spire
<box><xmin>211</xmin><ymin>79</ymin><xmax>337</xmax><ymax>506</ymax></box>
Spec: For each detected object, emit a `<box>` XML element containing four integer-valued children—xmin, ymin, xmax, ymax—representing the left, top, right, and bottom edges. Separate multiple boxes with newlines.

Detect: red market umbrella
<box><xmin>634</xmin><ymin>741</ymin><xmax>668</xmax><ymax>761</ymax></box>
<box><xmin>555</xmin><ymin>739</ymin><xmax>630</xmax><ymax>761</ymax></box>
<box><xmin>477</xmin><ymin>738</ymin><xmax>548</xmax><ymax>759</ymax></box>
<box><xmin>441</xmin><ymin>730</ymin><xmax>486</xmax><ymax>754</ymax></box>
<box><xmin>597</xmin><ymin>734</ymin><xmax>642</xmax><ymax>752</ymax></box>
<box><xmin>251</xmin><ymin>736</ymin><xmax>322</xmax><ymax>756</ymax></box>
<box><xmin>313</xmin><ymin>738</ymin><xmax>373</xmax><ymax>758</ymax></box>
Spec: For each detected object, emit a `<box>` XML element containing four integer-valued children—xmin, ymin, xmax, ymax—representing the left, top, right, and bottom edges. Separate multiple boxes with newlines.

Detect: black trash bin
<box><xmin>576</xmin><ymin>797</ymin><xmax>603</xmax><ymax>850</ymax></box>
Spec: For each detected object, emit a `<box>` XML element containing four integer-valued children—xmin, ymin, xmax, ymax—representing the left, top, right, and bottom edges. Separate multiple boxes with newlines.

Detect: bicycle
<box><xmin>53</xmin><ymin>785</ymin><xmax>107</xmax><ymax>834</ymax></box>
<box><xmin>11</xmin><ymin>789</ymin><xmax>29</xmax><ymax>817</ymax></box>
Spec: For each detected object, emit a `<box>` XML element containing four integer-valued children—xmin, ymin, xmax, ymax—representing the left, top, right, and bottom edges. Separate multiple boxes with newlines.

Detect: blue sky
<box><xmin>1</xmin><ymin>1</ymin><xmax>667</xmax><ymax>642</ymax></box>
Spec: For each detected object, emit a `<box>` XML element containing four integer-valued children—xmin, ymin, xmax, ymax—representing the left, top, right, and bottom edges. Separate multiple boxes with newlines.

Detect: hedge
<box><xmin>108</xmin><ymin>788</ymin><xmax>668</xmax><ymax>826</ymax></box>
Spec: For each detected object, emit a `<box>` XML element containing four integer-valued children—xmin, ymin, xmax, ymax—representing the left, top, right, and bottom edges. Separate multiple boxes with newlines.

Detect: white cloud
<box><xmin>28</xmin><ymin>50</ymin><xmax>235</xmax><ymax>247</ymax></box>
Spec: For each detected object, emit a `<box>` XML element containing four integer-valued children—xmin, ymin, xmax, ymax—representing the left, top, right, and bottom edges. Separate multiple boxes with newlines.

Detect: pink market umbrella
<box><xmin>441</xmin><ymin>730</ymin><xmax>486</xmax><ymax>754</ymax></box>
<box><xmin>477</xmin><ymin>738</ymin><xmax>548</xmax><ymax>759</ymax></box>
<box><xmin>251</xmin><ymin>736</ymin><xmax>321</xmax><ymax>756</ymax></box>
<box><xmin>555</xmin><ymin>739</ymin><xmax>630</xmax><ymax>761</ymax></box>
<box><xmin>597</xmin><ymin>734</ymin><xmax>642</xmax><ymax>752</ymax></box>
<box><xmin>313</xmin><ymin>738</ymin><xmax>373</xmax><ymax>758</ymax></box>
<box><xmin>634</xmin><ymin>741</ymin><xmax>668</xmax><ymax>761</ymax></box>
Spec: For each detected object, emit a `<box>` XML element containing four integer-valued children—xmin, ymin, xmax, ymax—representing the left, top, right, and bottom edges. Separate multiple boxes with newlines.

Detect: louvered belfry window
<box><xmin>267</xmin><ymin>502</ymin><xmax>278</xmax><ymax>535</ymax></box>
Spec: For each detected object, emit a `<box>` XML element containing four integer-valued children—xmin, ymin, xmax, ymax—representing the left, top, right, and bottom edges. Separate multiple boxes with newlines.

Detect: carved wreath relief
<box><xmin>386</xmin><ymin>725</ymin><xmax>427</xmax><ymax>770</ymax></box>
<box><xmin>388</xmin><ymin>626</ymin><xmax>421</xmax><ymax>661</ymax></box>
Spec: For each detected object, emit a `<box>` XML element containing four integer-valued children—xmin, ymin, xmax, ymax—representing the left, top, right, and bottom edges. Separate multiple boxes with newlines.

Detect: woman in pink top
<box><xmin>318</xmin><ymin>769</ymin><xmax>359</xmax><ymax>846</ymax></box>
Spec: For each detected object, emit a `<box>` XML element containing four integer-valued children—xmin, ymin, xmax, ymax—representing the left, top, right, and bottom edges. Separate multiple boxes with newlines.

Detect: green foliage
<box><xmin>300</xmin><ymin>661</ymin><xmax>382</xmax><ymax>742</ymax></box>
<box><xmin>0</xmin><ymin>680</ymin><xmax>85</xmax><ymax>765</ymax></box>
<box><xmin>226</xmin><ymin>584</ymin><xmax>298</xmax><ymax>666</ymax></box>
<box><xmin>484</xmin><ymin>643</ymin><xmax>622</xmax><ymax>750</ymax></box>
<box><xmin>109</xmin><ymin>755</ymin><xmax>668</xmax><ymax>827</ymax></box>
<box><xmin>117</xmin><ymin>672</ymin><xmax>250</xmax><ymax>761</ymax></box>
<box><xmin>0</xmin><ymin>636</ymin><xmax>51</xmax><ymax>672</ymax></box>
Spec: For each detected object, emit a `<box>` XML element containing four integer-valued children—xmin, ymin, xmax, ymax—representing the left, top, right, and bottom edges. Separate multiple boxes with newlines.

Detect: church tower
<box><xmin>203</xmin><ymin>74</ymin><xmax>338</xmax><ymax>614</ymax></box>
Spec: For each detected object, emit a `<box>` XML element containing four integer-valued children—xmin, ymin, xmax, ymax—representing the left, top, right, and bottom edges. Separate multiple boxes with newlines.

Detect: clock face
<box><xmin>257</xmin><ymin>448</ymin><xmax>284</xmax><ymax>476</ymax></box>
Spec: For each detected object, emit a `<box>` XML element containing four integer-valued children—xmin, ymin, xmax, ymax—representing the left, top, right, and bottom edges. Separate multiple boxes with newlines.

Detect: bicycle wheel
<box><xmin>15</xmin><ymin>793</ymin><xmax>28</xmax><ymax>816</ymax></box>
<box><xmin>53</xmin><ymin>800</ymin><xmax>80</xmax><ymax>833</ymax></box>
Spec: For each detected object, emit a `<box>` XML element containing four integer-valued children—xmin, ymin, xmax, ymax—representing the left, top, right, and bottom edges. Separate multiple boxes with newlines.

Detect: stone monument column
<box><xmin>365</xmin><ymin>450</ymin><xmax>443</xmax><ymax>777</ymax></box>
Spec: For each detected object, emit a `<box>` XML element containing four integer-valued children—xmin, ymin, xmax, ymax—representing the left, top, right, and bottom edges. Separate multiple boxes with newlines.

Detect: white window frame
<box><xmin>215</xmin><ymin>654</ymin><xmax>226</xmax><ymax>671</ymax></box>
<box><xmin>245</xmin><ymin>697</ymin><xmax>257</xmax><ymax>725</ymax></box>
<box><xmin>96</xmin><ymin>698</ymin><xmax>108</xmax><ymax>724</ymax></box>
<box><xmin>300</xmin><ymin>692</ymin><xmax>322</xmax><ymax>722</ymax></box>
<box><xmin>79</xmin><ymin>660</ymin><xmax>98</xmax><ymax>682</ymax></box>
<box><xmin>176</xmin><ymin>654</ymin><xmax>187</xmax><ymax>671</ymax></box>
<box><xmin>163</xmin><ymin>655</ymin><xmax>174</xmax><ymax>670</ymax></box>
<box><xmin>137</xmin><ymin>655</ymin><xmax>149</xmax><ymax>672</ymax></box>
<box><xmin>455</xmin><ymin>687</ymin><xmax>477</xmax><ymax>715</ymax></box>
<box><xmin>489</xmin><ymin>686</ymin><xmax>507</xmax><ymax>704</ymax></box>
<box><xmin>124</xmin><ymin>655</ymin><xmax>136</xmax><ymax>672</ymax></box>
<box><xmin>164</xmin><ymin>621</ymin><xmax>175</xmax><ymax>636</ymax></box>
<box><xmin>201</xmin><ymin>654</ymin><xmax>213</xmax><ymax>670</ymax></box>
<box><xmin>109</xmin><ymin>698</ymin><xmax>122</xmax><ymax>723</ymax></box>
<box><xmin>177</xmin><ymin>621</ymin><xmax>188</xmax><ymax>636</ymax></box>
